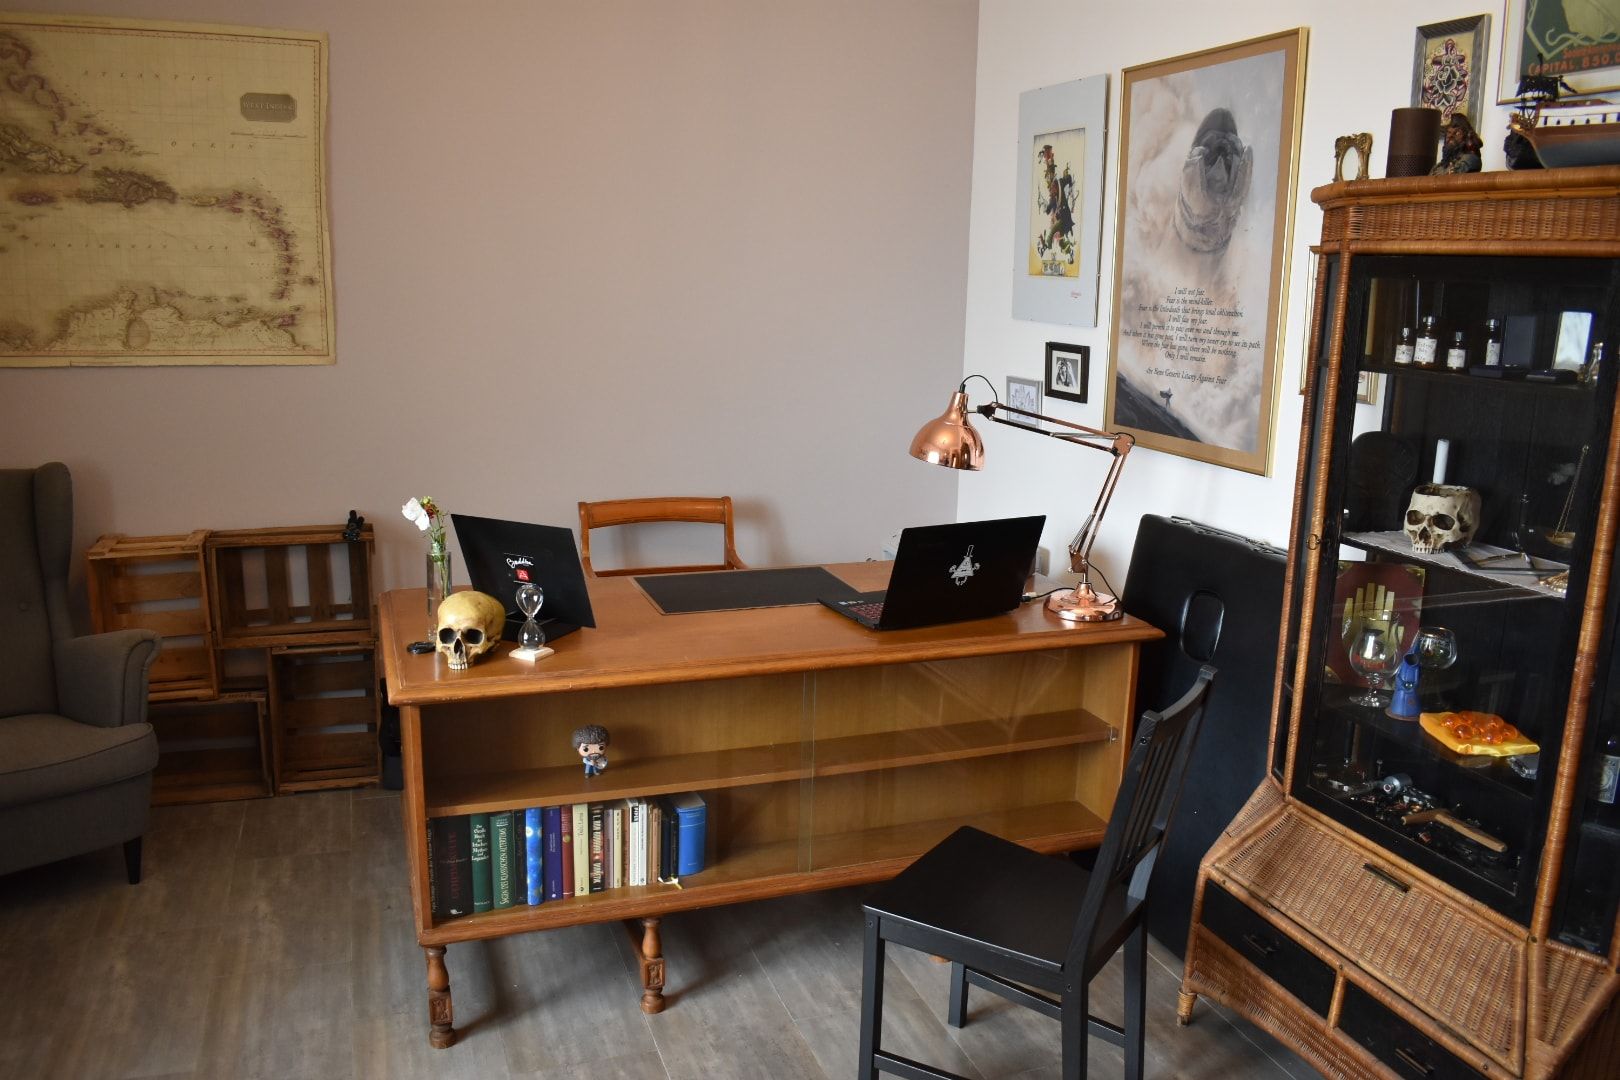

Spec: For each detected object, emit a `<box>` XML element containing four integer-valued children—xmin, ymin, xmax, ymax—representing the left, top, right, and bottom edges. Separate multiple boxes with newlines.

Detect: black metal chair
<box><xmin>857</xmin><ymin>665</ymin><xmax>1217</xmax><ymax>1080</ymax></box>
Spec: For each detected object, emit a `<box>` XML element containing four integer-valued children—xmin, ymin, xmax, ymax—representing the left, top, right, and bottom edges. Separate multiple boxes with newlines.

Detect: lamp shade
<box><xmin>909</xmin><ymin>390</ymin><xmax>984</xmax><ymax>471</ymax></box>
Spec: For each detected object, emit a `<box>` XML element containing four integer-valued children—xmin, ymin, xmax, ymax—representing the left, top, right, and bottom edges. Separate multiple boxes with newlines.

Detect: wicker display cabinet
<box><xmin>1181</xmin><ymin>168</ymin><xmax>1620</xmax><ymax>1079</ymax></box>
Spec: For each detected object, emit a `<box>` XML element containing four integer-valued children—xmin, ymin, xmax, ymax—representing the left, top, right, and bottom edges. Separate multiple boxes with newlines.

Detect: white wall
<box><xmin>0</xmin><ymin>0</ymin><xmax>978</xmax><ymax>595</ymax></box>
<box><xmin>961</xmin><ymin>1</ymin><xmax>1511</xmax><ymax>592</ymax></box>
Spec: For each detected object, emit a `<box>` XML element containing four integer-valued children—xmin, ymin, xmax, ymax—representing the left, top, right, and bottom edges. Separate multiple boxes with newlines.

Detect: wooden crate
<box><xmin>149</xmin><ymin>692</ymin><xmax>272</xmax><ymax>804</ymax></box>
<box><xmin>208</xmin><ymin>524</ymin><xmax>375</xmax><ymax>648</ymax></box>
<box><xmin>269</xmin><ymin>644</ymin><xmax>380</xmax><ymax>792</ymax></box>
<box><xmin>86</xmin><ymin>531</ymin><xmax>219</xmax><ymax>701</ymax></box>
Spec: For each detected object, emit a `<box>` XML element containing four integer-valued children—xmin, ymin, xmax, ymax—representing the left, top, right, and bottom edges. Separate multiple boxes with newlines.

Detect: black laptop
<box><xmin>820</xmin><ymin>515</ymin><xmax>1045</xmax><ymax>631</ymax></box>
<box><xmin>451</xmin><ymin>514</ymin><xmax>596</xmax><ymax>643</ymax></box>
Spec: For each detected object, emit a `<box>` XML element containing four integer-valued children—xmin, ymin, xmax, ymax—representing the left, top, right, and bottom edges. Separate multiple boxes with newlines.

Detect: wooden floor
<box><xmin>0</xmin><ymin>788</ymin><xmax>1318</xmax><ymax>1079</ymax></box>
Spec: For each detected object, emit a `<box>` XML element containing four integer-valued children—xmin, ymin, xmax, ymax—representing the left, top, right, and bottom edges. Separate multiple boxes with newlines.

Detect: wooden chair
<box><xmin>857</xmin><ymin>665</ymin><xmax>1217</xmax><ymax>1080</ymax></box>
<box><xmin>576</xmin><ymin>496</ymin><xmax>746</xmax><ymax>577</ymax></box>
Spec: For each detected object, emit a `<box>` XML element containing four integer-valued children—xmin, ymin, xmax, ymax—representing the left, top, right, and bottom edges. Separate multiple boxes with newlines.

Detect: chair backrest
<box><xmin>1067</xmin><ymin>664</ymin><xmax>1216</xmax><ymax>975</ymax></box>
<box><xmin>0</xmin><ymin>462</ymin><xmax>76</xmax><ymax>717</ymax></box>
<box><xmin>577</xmin><ymin>496</ymin><xmax>746</xmax><ymax>577</ymax></box>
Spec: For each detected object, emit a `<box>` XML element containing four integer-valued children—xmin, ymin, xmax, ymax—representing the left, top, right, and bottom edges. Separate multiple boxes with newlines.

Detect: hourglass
<box><xmin>511</xmin><ymin>582</ymin><xmax>554</xmax><ymax>662</ymax></box>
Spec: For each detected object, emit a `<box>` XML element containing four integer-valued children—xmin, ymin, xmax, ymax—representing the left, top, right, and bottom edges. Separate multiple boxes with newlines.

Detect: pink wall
<box><xmin>0</xmin><ymin>0</ymin><xmax>978</xmax><ymax>598</ymax></box>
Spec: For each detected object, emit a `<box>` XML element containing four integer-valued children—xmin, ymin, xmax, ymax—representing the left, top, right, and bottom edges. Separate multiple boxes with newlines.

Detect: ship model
<box><xmin>1508</xmin><ymin>71</ymin><xmax>1620</xmax><ymax>168</ymax></box>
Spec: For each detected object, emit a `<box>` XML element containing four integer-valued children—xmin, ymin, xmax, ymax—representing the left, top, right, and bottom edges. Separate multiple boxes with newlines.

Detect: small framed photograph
<box><xmin>1555</xmin><ymin>311</ymin><xmax>1595</xmax><ymax>370</ymax></box>
<box><xmin>1045</xmin><ymin>342</ymin><xmax>1089</xmax><ymax>404</ymax></box>
<box><xmin>1005</xmin><ymin>376</ymin><xmax>1044</xmax><ymax>429</ymax></box>
<box><xmin>1412</xmin><ymin>15</ymin><xmax>1491</xmax><ymax>125</ymax></box>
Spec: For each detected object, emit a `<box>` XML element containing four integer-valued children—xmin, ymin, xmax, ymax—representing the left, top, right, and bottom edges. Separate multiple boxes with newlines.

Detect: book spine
<box><xmin>560</xmin><ymin>806</ymin><xmax>575</xmax><ymax>899</ymax></box>
<box><xmin>589</xmin><ymin>803</ymin><xmax>605</xmax><ymax>893</ymax></box>
<box><xmin>572</xmin><ymin>803</ymin><xmax>590</xmax><ymax>894</ymax></box>
<box><xmin>430</xmin><ymin>815</ymin><xmax>473</xmax><ymax>918</ymax></box>
<box><xmin>674</xmin><ymin>794</ymin><xmax>706</xmax><ymax>877</ymax></box>
<box><xmin>491</xmin><ymin>810</ymin><xmax>515</xmax><ymax>909</ymax></box>
<box><xmin>470</xmin><ymin>813</ymin><xmax>493</xmax><ymax>913</ymax></box>
<box><xmin>525</xmin><ymin>807</ymin><xmax>544</xmax><ymax>905</ymax></box>
<box><xmin>648</xmin><ymin>801</ymin><xmax>662</xmax><ymax>885</ymax></box>
<box><xmin>512</xmin><ymin>807</ymin><xmax>528</xmax><ymax>893</ymax></box>
<box><xmin>610</xmin><ymin>802</ymin><xmax>624</xmax><ymax>889</ymax></box>
<box><xmin>629</xmin><ymin>798</ymin><xmax>645</xmax><ymax>887</ymax></box>
<box><xmin>544</xmin><ymin>805</ymin><xmax>564</xmax><ymax>900</ymax></box>
<box><xmin>658</xmin><ymin>797</ymin><xmax>676</xmax><ymax>882</ymax></box>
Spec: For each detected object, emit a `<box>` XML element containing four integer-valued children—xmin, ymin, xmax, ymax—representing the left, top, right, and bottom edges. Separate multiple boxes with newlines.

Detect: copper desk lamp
<box><xmin>909</xmin><ymin>379</ymin><xmax>1134</xmax><ymax>622</ymax></box>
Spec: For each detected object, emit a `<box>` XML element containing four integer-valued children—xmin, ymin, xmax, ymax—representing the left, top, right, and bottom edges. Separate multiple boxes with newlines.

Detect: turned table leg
<box><xmin>426</xmin><ymin>945</ymin><xmax>456</xmax><ymax>1048</ymax></box>
<box><xmin>624</xmin><ymin>917</ymin><xmax>666</xmax><ymax>1014</ymax></box>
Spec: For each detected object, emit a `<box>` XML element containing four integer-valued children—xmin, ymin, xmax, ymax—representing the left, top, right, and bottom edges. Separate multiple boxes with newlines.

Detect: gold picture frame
<box><xmin>1104</xmin><ymin>28</ymin><xmax>1308</xmax><ymax>475</ymax></box>
<box><xmin>1498</xmin><ymin>0</ymin><xmax>1620</xmax><ymax>103</ymax></box>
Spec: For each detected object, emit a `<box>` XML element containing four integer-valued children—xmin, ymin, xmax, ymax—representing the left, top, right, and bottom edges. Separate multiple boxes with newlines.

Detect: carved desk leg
<box><xmin>625</xmin><ymin>917</ymin><xmax>666</xmax><ymax>1014</ymax></box>
<box><xmin>426</xmin><ymin>945</ymin><xmax>456</xmax><ymax>1048</ymax></box>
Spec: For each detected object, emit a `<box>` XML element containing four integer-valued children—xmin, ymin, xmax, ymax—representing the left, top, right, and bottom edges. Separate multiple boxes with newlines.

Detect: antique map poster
<box><xmin>0</xmin><ymin>15</ymin><xmax>333</xmax><ymax>366</ymax></box>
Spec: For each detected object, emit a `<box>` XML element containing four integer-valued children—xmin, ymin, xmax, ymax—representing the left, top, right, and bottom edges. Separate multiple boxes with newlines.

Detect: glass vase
<box><xmin>426</xmin><ymin>551</ymin><xmax>452</xmax><ymax>636</ymax></box>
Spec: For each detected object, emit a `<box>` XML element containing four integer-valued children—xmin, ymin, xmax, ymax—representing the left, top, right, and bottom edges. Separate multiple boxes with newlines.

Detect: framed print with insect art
<box><xmin>1412</xmin><ymin>15</ymin><xmax>1491</xmax><ymax>125</ymax></box>
<box><xmin>1499</xmin><ymin>0</ymin><xmax>1620</xmax><ymax>103</ymax></box>
<box><xmin>1105</xmin><ymin>28</ymin><xmax>1307</xmax><ymax>475</ymax></box>
<box><xmin>1045</xmin><ymin>342</ymin><xmax>1089</xmax><ymax>404</ymax></box>
<box><xmin>1012</xmin><ymin>74</ymin><xmax>1108</xmax><ymax>327</ymax></box>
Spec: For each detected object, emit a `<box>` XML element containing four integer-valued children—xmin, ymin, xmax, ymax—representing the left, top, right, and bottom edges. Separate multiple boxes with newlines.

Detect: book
<box><xmin>543</xmin><ymin>805</ymin><xmax>565</xmax><ymax>901</ymax></box>
<box><xmin>628</xmin><ymin>798</ymin><xmax>644</xmax><ymax>887</ymax></box>
<box><xmin>658</xmin><ymin>796</ymin><xmax>677</xmax><ymax>882</ymax></box>
<box><xmin>571</xmin><ymin>803</ymin><xmax>590</xmax><ymax>894</ymax></box>
<box><xmin>560</xmin><ymin>806</ymin><xmax>575</xmax><ymax>898</ymax></box>
<box><xmin>524</xmin><ymin>806</ymin><xmax>544</xmax><ymax>905</ymax></box>
<box><xmin>469</xmin><ymin>812</ymin><xmax>493</xmax><ymax>913</ymax></box>
<box><xmin>513</xmin><ymin>807</ymin><xmax>528</xmax><ymax>893</ymax></box>
<box><xmin>608</xmin><ymin>800</ymin><xmax>626</xmax><ymax>889</ymax></box>
<box><xmin>428</xmin><ymin>815</ymin><xmax>473</xmax><ymax>918</ymax></box>
<box><xmin>672</xmin><ymin>792</ymin><xmax>706</xmax><ymax>877</ymax></box>
<box><xmin>648</xmin><ymin>800</ymin><xmax>662</xmax><ymax>886</ymax></box>
<box><xmin>491</xmin><ymin>810</ymin><xmax>516</xmax><ymax>909</ymax></box>
<box><xmin>588</xmin><ymin>803</ymin><xmax>606</xmax><ymax>892</ymax></box>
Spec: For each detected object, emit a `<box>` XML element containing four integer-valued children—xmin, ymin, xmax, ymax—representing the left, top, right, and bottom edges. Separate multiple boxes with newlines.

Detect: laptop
<box><xmin>451</xmin><ymin>514</ymin><xmax>596</xmax><ymax>643</ymax></box>
<box><xmin>820</xmin><ymin>515</ymin><xmax>1045</xmax><ymax>631</ymax></box>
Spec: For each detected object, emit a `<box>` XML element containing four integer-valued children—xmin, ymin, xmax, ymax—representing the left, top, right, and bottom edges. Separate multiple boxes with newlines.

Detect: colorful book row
<box><xmin>427</xmin><ymin>793</ymin><xmax>707</xmax><ymax>920</ymax></box>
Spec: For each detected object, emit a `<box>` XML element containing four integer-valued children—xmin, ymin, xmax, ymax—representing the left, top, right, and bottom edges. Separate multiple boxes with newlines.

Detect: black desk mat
<box><xmin>634</xmin><ymin>566</ymin><xmax>863</xmax><ymax>614</ymax></box>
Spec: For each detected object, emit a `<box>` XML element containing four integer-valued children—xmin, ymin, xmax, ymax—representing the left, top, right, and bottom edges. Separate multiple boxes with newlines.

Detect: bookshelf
<box><xmin>381</xmin><ymin>562</ymin><xmax>1160</xmax><ymax>1048</ymax></box>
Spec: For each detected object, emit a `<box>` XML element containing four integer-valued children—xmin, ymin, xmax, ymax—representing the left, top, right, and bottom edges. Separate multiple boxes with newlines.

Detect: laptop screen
<box><xmin>450</xmin><ymin>514</ymin><xmax>596</xmax><ymax>642</ymax></box>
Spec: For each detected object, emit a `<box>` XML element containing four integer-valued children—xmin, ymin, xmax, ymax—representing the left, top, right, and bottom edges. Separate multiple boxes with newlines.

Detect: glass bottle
<box><xmin>1484</xmin><ymin>318</ymin><xmax>1503</xmax><ymax>367</ymax></box>
<box><xmin>1393</xmin><ymin>326</ymin><xmax>1415</xmax><ymax>366</ymax></box>
<box><xmin>1414</xmin><ymin>315</ymin><xmax>1439</xmax><ymax>368</ymax></box>
<box><xmin>1597</xmin><ymin>733</ymin><xmax>1620</xmax><ymax>806</ymax></box>
<box><xmin>1446</xmin><ymin>330</ymin><xmax>1468</xmax><ymax>371</ymax></box>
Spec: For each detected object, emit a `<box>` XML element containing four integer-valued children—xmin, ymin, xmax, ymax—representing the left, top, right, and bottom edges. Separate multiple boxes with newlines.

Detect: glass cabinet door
<box><xmin>1291</xmin><ymin>253</ymin><xmax>1617</xmax><ymax>924</ymax></box>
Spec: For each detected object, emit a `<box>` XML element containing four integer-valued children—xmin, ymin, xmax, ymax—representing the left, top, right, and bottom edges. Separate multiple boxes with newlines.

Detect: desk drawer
<box><xmin>1202</xmin><ymin>881</ymin><xmax>1335</xmax><ymax>1017</ymax></box>
<box><xmin>1339</xmin><ymin>983</ymin><xmax>1486</xmax><ymax>1079</ymax></box>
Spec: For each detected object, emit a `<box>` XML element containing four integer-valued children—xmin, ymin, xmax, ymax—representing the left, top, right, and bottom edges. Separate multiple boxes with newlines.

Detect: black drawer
<box><xmin>1339</xmin><ymin>983</ymin><xmax>1487</xmax><ymax>1079</ymax></box>
<box><xmin>1202</xmin><ymin>881</ymin><xmax>1335</xmax><ymax>1017</ymax></box>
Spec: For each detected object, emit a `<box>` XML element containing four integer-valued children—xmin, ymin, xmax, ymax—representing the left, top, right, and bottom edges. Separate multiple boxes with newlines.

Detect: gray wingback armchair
<box><xmin>0</xmin><ymin>462</ymin><xmax>160</xmax><ymax>882</ymax></box>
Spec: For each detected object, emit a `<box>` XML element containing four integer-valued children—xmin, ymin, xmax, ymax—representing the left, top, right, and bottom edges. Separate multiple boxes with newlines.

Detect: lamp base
<box><xmin>1047</xmin><ymin>582</ymin><xmax>1123</xmax><ymax>623</ymax></box>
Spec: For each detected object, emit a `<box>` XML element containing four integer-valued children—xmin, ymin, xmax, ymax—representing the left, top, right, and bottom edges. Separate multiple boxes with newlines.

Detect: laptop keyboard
<box><xmin>845</xmin><ymin>600</ymin><xmax>885</xmax><ymax>622</ymax></box>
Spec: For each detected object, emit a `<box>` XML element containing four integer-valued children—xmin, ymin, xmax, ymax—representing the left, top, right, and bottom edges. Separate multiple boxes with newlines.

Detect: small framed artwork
<box><xmin>1412</xmin><ymin>15</ymin><xmax>1491</xmax><ymax>125</ymax></box>
<box><xmin>1005</xmin><ymin>376</ymin><xmax>1044</xmax><ymax>428</ymax></box>
<box><xmin>1499</xmin><ymin>0</ymin><xmax>1620</xmax><ymax>103</ymax></box>
<box><xmin>1045</xmin><ymin>342</ymin><xmax>1089</xmax><ymax>404</ymax></box>
<box><xmin>1555</xmin><ymin>311</ymin><xmax>1595</xmax><ymax>370</ymax></box>
<box><xmin>1013</xmin><ymin>74</ymin><xmax>1108</xmax><ymax>327</ymax></box>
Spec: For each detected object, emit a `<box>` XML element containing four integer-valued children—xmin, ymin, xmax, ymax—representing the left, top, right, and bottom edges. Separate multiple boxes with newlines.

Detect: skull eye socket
<box><xmin>463</xmin><ymin>629</ymin><xmax>484</xmax><ymax>646</ymax></box>
<box><xmin>1406</xmin><ymin>510</ymin><xmax>1426</xmax><ymax>525</ymax></box>
<box><xmin>438</xmin><ymin>627</ymin><xmax>457</xmax><ymax>644</ymax></box>
<box><xmin>1432</xmin><ymin>514</ymin><xmax>1456</xmax><ymax>530</ymax></box>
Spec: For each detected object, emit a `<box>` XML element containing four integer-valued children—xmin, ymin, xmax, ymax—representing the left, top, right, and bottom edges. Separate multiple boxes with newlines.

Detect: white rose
<box><xmin>402</xmin><ymin>498</ymin><xmax>430</xmax><ymax>531</ymax></box>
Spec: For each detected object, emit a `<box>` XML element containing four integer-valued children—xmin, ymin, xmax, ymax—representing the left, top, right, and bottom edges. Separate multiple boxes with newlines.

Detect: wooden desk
<box><xmin>380</xmin><ymin>563</ymin><xmax>1161</xmax><ymax>1048</ymax></box>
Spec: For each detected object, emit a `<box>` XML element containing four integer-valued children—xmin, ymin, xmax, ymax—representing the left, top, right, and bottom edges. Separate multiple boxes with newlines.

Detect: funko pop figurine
<box><xmin>573</xmin><ymin>724</ymin><xmax>610</xmax><ymax>777</ymax></box>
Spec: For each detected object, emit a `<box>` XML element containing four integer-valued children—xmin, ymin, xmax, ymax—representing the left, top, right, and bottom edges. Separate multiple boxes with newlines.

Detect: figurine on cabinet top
<box><xmin>1431</xmin><ymin>113</ymin><xmax>1483</xmax><ymax>175</ymax></box>
<box><xmin>573</xmin><ymin>724</ymin><xmax>610</xmax><ymax>777</ymax></box>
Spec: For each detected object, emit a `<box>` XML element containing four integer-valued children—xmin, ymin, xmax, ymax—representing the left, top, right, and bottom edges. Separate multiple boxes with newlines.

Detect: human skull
<box><xmin>1403</xmin><ymin>484</ymin><xmax>1481</xmax><ymax>554</ymax></box>
<box><xmin>435</xmin><ymin>591</ymin><xmax>507</xmax><ymax>670</ymax></box>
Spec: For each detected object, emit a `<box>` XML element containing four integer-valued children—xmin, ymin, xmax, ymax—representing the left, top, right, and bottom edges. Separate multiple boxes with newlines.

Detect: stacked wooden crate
<box><xmin>87</xmin><ymin>522</ymin><xmax>379</xmax><ymax>803</ymax></box>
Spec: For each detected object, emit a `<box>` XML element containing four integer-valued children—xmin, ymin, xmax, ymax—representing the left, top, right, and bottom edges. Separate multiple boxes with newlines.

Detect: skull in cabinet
<box><xmin>1403</xmin><ymin>484</ymin><xmax>1481</xmax><ymax>554</ymax></box>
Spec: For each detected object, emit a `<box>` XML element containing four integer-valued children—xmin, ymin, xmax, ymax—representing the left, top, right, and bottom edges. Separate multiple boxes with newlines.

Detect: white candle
<box><xmin>1433</xmin><ymin>438</ymin><xmax>1450</xmax><ymax>485</ymax></box>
